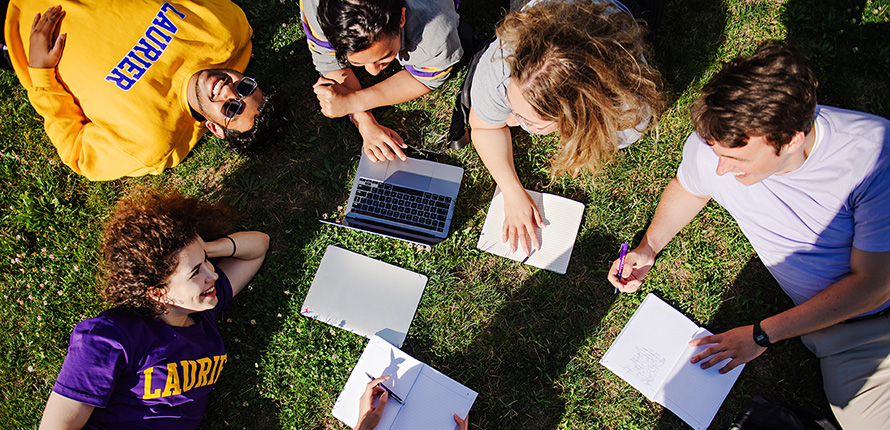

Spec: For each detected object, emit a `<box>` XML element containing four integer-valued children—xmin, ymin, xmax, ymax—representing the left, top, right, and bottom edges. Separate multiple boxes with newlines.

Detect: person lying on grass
<box><xmin>462</xmin><ymin>0</ymin><xmax>664</xmax><ymax>256</ymax></box>
<box><xmin>301</xmin><ymin>0</ymin><xmax>463</xmax><ymax>162</ymax></box>
<box><xmin>4</xmin><ymin>0</ymin><xmax>279</xmax><ymax>180</ymax></box>
<box><xmin>38</xmin><ymin>190</ymin><xmax>269</xmax><ymax>429</ymax></box>
<box><xmin>355</xmin><ymin>375</ymin><xmax>470</xmax><ymax>430</ymax></box>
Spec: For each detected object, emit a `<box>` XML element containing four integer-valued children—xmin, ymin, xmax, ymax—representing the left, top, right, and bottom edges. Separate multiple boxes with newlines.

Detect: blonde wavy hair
<box><xmin>498</xmin><ymin>0</ymin><xmax>665</xmax><ymax>177</ymax></box>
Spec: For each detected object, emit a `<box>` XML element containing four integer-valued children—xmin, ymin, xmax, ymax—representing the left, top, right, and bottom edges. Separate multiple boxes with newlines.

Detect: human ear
<box><xmin>785</xmin><ymin>130</ymin><xmax>807</xmax><ymax>154</ymax></box>
<box><xmin>205</xmin><ymin>120</ymin><xmax>226</xmax><ymax>139</ymax></box>
<box><xmin>148</xmin><ymin>287</ymin><xmax>172</xmax><ymax>304</ymax></box>
<box><xmin>400</xmin><ymin>7</ymin><xmax>406</xmax><ymax>28</ymax></box>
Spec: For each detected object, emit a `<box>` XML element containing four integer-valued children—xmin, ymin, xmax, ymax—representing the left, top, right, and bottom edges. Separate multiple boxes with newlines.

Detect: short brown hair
<box><xmin>100</xmin><ymin>190</ymin><xmax>235</xmax><ymax>317</ymax></box>
<box><xmin>692</xmin><ymin>41</ymin><xmax>818</xmax><ymax>154</ymax></box>
<box><xmin>499</xmin><ymin>0</ymin><xmax>664</xmax><ymax>177</ymax></box>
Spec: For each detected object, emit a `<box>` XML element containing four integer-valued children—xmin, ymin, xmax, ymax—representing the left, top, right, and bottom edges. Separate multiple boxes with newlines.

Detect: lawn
<box><xmin>1</xmin><ymin>0</ymin><xmax>888</xmax><ymax>428</ymax></box>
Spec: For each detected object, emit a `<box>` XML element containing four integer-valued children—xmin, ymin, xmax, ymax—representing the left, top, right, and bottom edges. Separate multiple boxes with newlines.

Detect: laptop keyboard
<box><xmin>352</xmin><ymin>177</ymin><xmax>452</xmax><ymax>233</ymax></box>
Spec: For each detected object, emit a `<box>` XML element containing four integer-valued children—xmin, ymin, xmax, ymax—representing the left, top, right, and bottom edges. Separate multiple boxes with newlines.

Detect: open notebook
<box><xmin>477</xmin><ymin>188</ymin><xmax>585</xmax><ymax>274</ymax></box>
<box><xmin>333</xmin><ymin>336</ymin><xmax>477</xmax><ymax>430</ymax></box>
<box><xmin>600</xmin><ymin>293</ymin><xmax>744</xmax><ymax>430</ymax></box>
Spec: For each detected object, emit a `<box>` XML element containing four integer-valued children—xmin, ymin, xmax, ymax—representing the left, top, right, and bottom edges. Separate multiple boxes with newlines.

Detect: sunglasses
<box><xmin>222</xmin><ymin>76</ymin><xmax>258</xmax><ymax>120</ymax></box>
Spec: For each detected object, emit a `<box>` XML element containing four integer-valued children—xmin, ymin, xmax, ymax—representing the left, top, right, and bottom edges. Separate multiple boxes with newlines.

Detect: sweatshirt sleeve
<box><xmin>26</xmin><ymin>67</ymin><xmax>152</xmax><ymax>181</ymax></box>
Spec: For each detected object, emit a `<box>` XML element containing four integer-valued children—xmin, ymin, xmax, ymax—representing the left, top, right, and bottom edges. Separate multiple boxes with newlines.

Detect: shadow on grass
<box><xmin>646</xmin><ymin>257</ymin><xmax>827</xmax><ymax>429</ymax></box>
<box><xmin>783</xmin><ymin>0</ymin><xmax>890</xmax><ymax>118</ymax></box>
<box><xmin>652</xmin><ymin>0</ymin><xmax>727</xmax><ymax>101</ymax></box>
<box><xmin>403</xmin><ymin>227</ymin><xmax>619</xmax><ymax>429</ymax></box>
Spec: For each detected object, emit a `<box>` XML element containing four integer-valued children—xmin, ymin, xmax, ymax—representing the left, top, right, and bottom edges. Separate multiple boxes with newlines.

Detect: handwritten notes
<box><xmin>600</xmin><ymin>294</ymin><xmax>744</xmax><ymax>430</ymax></box>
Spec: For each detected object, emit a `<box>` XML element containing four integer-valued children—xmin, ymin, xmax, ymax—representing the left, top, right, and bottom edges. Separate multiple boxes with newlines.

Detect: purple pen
<box><xmin>615</xmin><ymin>242</ymin><xmax>629</xmax><ymax>293</ymax></box>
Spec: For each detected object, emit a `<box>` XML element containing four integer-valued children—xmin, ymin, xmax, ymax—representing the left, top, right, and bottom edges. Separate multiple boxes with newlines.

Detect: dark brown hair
<box><xmin>692</xmin><ymin>41</ymin><xmax>818</xmax><ymax>154</ymax></box>
<box><xmin>100</xmin><ymin>190</ymin><xmax>234</xmax><ymax>317</ymax></box>
<box><xmin>499</xmin><ymin>0</ymin><xmax>664</xmax><ymax>177</ymax></box>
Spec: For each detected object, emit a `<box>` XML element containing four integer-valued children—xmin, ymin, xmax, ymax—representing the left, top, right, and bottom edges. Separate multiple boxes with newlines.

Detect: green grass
<box><xmin>1</xmin><ymin>0</ymin><xmax>888</xmax><ymax>428</ymax></box>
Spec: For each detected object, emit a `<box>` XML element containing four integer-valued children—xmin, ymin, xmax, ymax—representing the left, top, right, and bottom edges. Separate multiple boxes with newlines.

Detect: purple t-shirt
<box><xmin>52</xmin><ymin>269</ymin><xmax>234</xmax><ymax>429</ymax></box>
<box><xmin>678</xmin><ymin>106</ymin><xmax>890</xmax><ymax>316</ymax></box>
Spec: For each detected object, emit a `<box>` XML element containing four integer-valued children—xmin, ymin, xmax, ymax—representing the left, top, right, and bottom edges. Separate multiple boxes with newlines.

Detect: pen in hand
<box><xmin>615</xmin><ymin>242</ymin><xmax>629</xmax><ymax>294</ymax></box>
<box><xmin>366</xmin><ymin>373</ymin><xmax>403</xmax><ymax>404</ymax></box>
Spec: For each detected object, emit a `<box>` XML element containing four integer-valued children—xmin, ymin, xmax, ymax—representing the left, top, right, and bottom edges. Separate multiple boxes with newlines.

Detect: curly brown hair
<box><xmin>100</xmin><ymin>190</ymin><xmax>235</xmax><ymax>317</ymax></box>
<box><xmin>691</xmin><ymin>41</ymin><xmax>818</xmax><ymax>154</ymax></box>
<box><xmin>499</xmin><ymin>0</ymin><xmax>665</xmax><ymax>177</ymax></box>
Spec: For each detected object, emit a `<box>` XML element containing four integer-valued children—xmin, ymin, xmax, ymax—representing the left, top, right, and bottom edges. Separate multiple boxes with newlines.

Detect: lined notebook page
<box><xmin>600</xmin><ymin>294</ymin><xmax>699</xmax><ymax>399</ymax></box>
<box><xmin>392</xmin><ymin>367</ymin><xmax>477</xmax><ymax>429</ymax></box>
<box><xmin>331</xmin><ymin>336</ymin><xmax>422</xmax><ymax>428</ymax></box>
<box><xmin>333</xmin><ymin>336</ymin><xmax>477</xmax><ymax>430</ymax></box>
<box><xmin>477</xmin><ymin>188</ymin><xmax>585</xmax><ymax>274</ymax></box>
<box><xmin>658</xmin><ymin>328</ymin><xmax>744</xmax><ymax>430</ymax></box>
<box><xmin>600</xmin><ymin>294</ymin><xmax>743</xmax><ymax>430</ymax></box>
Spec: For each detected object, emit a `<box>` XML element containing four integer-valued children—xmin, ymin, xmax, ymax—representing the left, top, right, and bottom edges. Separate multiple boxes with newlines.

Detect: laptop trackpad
<box><xmin>386</xmin><ymin>171</ymin><xmax>431</xmax><ymax>190</ymax></box>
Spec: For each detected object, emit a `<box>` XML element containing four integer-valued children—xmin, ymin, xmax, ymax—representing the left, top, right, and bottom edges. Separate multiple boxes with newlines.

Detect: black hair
<box><xmin>318</xmin><ymin>0</ymin><xmax>404</xmax><ymax>64</ymax></box>
<box><xmin>223</xmin><ymin>91</ymin><xmax>284</xmax><ymax>154</ymax></box>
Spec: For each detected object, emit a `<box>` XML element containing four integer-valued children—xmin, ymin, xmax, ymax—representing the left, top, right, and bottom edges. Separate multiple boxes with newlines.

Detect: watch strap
<box><xmin>753</xmin><ymin>321</ymin><xmax>773</xmax><ymax>348</ymax></box>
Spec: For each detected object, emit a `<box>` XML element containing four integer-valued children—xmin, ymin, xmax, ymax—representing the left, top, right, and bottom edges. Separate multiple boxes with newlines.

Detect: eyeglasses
<box><xmin>222</xmin><ymin>76</ymin><xmax>258</xmax><ymax>121</ymax></box>
<box><xmin>503</xmin><ymin>91</ymin><xmax>557</xmax><ymax>135</ymax></box>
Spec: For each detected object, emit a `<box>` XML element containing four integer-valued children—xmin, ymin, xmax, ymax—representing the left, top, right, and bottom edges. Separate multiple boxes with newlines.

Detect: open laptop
<box><xmin>300</xmin><ymin>245</ymin><xmax>427</xmax><ymax>348</ymax></box>
<box><xmin>322</xmin><ymin>151</ymin><xmax>464</xmax><ymax>246</ymax></box>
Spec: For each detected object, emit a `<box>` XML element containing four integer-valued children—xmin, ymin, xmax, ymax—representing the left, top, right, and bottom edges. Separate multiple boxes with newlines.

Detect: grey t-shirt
<box><xmin>469</xmin><ymin>0</ymin><xmax>646</xmax><ymax>146</ymax></box>
<box><xmin>300</xmin><ymin>0</ymin><xmax>463</xmax><ymax>89</ymax></box>
<box><xmin>677</xmin><ymin>106</ymin><xmax>890</xmax><ymax>316</ymax></box>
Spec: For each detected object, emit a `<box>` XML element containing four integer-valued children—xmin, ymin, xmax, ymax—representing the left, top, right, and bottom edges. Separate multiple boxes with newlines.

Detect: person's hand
<box><xmin>453</xmin><ymin>413</ymin><xmax>469</xmax><ymax>430</ymax></box>
<box><xmin>607</xmin><ymin>245</ymin><xmax>656</xmax><ymax>293</ymax></box>
<box><xmin>502</xmin><ymin>189</ymin><xmax>544</xmax><ymax>256</ymax></box>
<box><xmin>28</xmin><ymin>5</ymin><xmax>67</xmax><ymax>69</ymax></box>
<box><xmin>355</xmin><ymin>375</ymin><xmax>390</xmax><ymax>430</ymax></box>
<box><xmin>688</xmin><ymin>325</ymin><xmax>766</xmax><ymax>374</ymax></box>
<box><xmin>355</xmin><ymin>118</ymin><xmax>407</xmax><ymax>162</ymax></box>
<box><xmin>313</xmin><ymin>76</ymin><xmax>359</xmax><ymax>118</ymax></box>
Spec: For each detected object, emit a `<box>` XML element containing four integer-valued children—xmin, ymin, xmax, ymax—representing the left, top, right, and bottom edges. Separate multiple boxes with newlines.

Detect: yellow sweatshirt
<box><xmin>4</xmin><ymin>0</ymin><xmax>252</xmax><ymax>180</ymax></box>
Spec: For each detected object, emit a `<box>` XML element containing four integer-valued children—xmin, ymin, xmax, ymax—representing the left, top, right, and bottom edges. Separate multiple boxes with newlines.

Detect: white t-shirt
<box><xmin>677</xmin><ymin>106</ymin><xmax>890</xmax><ymax>316</ymax></box>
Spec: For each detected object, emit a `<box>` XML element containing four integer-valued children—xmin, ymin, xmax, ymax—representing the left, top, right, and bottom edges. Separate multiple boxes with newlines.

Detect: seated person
<box><xmin>608</xmin><ymin>41</ymin><xmax>890</xmax><ymax>428</ymax></box>
<box><xmin>465</xmin><ymin>0</ymin><xmax>664</xmax><ymax>255</ymax></box>
<box><xmin>301</xmin><ymin>0</ymin><xmax>463</xmax><ymax>162</ymax></box>
<box><xmin>37</xmin><ymin>191</ymin><xmax>270</xmax><ymax>429</ymax></box>
<box><xmin>3</xmin><ymin>0</ymin><xmax>277</xmax><ymax>180</ymax></box>
<box><xmin>356</xmin><ymin>375</ymin><xmax>469</xmax><ymax>430</ymax></box>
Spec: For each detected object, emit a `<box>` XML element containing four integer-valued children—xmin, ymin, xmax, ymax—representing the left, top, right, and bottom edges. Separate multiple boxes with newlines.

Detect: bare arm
<box><xmin>607</xmin><ymin>177</ymin><xmax>711</xmax><ymax>291</ymax></box>
<box><xmin>205</xmin><ymin>231</ymin><xmax>270</xmax><ymax>297</ymax></box>
<box><xmin>469</xmin><ymin>107</ymin><xmax>543</xmax><ymax>256</ymax></box>
<box><xmin>344</xmin><ymin>70</ymin><xmax>431</xmax><ymax>113</ymax></box>
<box><xmin>692</xmin><ymin>247</ymin><xmax>890</xmax><ymax>373</ymax></box>
<box><xmin>38</xmin><ymin>392</ymin><xmax>94</xmax><ymax>430</ymax></box>
<box><xmin>314</xmin><ymin>69</ymin><xmax>408</xmax><ymax>162</ymax></box>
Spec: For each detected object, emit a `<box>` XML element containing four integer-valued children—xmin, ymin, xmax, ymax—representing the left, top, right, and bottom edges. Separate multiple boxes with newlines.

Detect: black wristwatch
<box><xmin>753</xmin><ymin>321</ymin><xmax>773</xmax><ymax>348</ymax></box>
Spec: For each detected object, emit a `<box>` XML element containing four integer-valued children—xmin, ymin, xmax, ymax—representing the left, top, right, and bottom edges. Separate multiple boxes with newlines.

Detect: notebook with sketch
<box><xmin>332</xmin><ymin>335</ymin><xmax>477</xmax><ymax>430</ymax></box>
<box><xmin>300</xmin><ymin>245</ymin><xmax>427</xmax><ymax>348</ymax></box>
<box><xmin>600</xmin><ymin>293</ymin><xmax>744</xmax><ymax>430</ymax></box>
<box><xmin>322</xmin><ymin>152</ymin><xmax>464</xmax><ymax>246</ymax></box>
<box><xmin>477</xmin><ymin>188</ymin><xmax>585</xmax><ymax>274</ymax></box>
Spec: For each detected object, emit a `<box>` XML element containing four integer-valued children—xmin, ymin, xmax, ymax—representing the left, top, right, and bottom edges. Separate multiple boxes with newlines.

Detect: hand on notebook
<box><xmin>502</xmin><ymin>189</ymin><xmax>544</xmax><ymax>256</ymax></box>
<box><xmin>607</xmin><ymin>244</ymin><xmax>656</xmax><ymax>293</ymax></box>
<box><xmin>356</xmin><ymin>375</ymin><xmax>390</xmax><ymax>430</ymax></box>
<box><xmin>689</xmin><ymin>325</ymin><xmax>767</xmax><ymax>374</ymax></box>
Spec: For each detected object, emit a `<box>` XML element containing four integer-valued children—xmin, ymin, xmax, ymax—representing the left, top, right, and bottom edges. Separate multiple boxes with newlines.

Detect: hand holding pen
<box><xmin>607</xmin><ymin>242</ymin><xmax>656</xmax><ymax>293</ymax></box>
<box><xmin>356</xmin><ymin>374</ymin><xmax>397</xmax><ymax>430</ymax></box>
<box><xmin>365</xmin><ymin>373</ymin><xmax>403</xmax><ymax>404</ymax></box>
